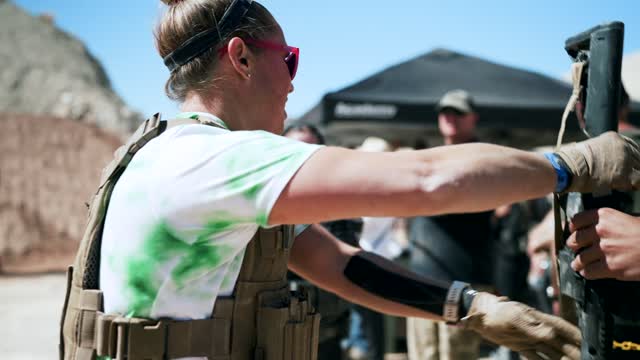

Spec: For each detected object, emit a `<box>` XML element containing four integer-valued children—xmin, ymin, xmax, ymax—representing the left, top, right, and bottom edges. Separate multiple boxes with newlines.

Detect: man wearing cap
<box><xmin>434</xmin><ymin>89</ymin><xmax>479</xmax><ymax>145</ymax></box>
<box><xmin>406</xmin><ymin>90</ymin><xmax>495</xmax><ymax>360</ymax></box>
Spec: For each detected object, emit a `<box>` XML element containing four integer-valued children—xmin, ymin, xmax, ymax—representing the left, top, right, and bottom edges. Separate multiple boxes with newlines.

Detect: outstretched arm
<box><xmin>272</xmin><ymin>143</ymin><xmax>556</xmax><ymax>225</ymax></box>
<box><xmin>289</xmin><ymin>223</ymin><xmax>449</xmax><ymax>320</ymax></box>
<box><xmin>270</xmin><ymin>132</ymin><xmax>640</xmax><ymax>225</ymax></box>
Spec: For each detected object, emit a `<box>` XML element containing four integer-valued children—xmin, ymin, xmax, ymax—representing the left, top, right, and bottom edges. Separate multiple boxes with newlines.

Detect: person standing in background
<box><xmin>406</xmin><ymin>90</ymin><xmax>496</xmax><ymax>360</ymax></box>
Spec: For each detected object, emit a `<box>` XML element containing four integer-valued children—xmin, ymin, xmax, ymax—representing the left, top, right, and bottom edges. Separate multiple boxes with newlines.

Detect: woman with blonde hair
<box><xmin>60</xmin><ymin>1</ymin><xmax>640</xmax><ymax>359</ymax></box>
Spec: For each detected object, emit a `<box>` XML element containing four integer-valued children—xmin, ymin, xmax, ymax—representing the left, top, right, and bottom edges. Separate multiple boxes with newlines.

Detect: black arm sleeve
<box><xmin>343</xmin><ymin>253</ymin><xmax>451</xmax><ymax>316</ymax></box>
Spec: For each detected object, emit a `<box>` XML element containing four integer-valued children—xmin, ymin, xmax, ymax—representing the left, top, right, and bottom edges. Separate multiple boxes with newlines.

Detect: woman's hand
<box><xmin>461</xmin><ymin>292</ymin><xmax>581</xmax><ymax>360</ymax></box>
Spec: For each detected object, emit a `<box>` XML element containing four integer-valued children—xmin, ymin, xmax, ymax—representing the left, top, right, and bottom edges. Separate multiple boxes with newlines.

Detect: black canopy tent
<box><xmin>298</xmin><ymin>48</ymin><xmax>639</xmax><ymax>148</ymax></box>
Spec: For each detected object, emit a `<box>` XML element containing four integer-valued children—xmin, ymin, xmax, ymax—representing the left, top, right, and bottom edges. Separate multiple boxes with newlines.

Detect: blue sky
<box><xmin>14</xmin><ymin>0</ymin><xmax>640</xmax><ymax>120</ymax></box>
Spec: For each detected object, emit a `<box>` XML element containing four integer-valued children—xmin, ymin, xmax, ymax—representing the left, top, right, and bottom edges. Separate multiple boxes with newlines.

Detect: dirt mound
<box><xmin>0</xmin><ymin>113</ymin><xmax>121</xmax><ymax>273</ymax></box>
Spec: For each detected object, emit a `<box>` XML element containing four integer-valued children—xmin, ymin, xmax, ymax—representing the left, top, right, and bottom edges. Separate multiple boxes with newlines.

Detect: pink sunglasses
<box><xmin>219</xmin><ymin>38</ymin><xmax>299</xmax><ymax>80</ymax></box>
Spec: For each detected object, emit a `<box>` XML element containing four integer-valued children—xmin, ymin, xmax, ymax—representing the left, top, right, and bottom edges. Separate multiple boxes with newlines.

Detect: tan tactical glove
<box><xmin>461</xmin><ymin>292</ymin><xmax>581</xmax><ymax>360</ymax></box>
<box><xmin>555</xmin><ymin>131</ymin><xmax>640</xmax><ymax>194</ymax></box>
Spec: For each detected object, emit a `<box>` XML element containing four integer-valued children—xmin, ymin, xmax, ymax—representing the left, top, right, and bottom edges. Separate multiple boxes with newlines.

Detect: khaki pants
<box><xmin>406</xmin><ymin>317</ymin><xmax>481</xmax><ymax>360</ymax></box>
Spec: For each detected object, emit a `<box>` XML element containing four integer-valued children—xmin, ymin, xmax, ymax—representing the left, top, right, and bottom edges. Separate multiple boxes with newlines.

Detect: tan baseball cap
<box><xmin>436</xmin><ymin>89</ymin><xmax>476</xmax><ymax>114</ymax></box>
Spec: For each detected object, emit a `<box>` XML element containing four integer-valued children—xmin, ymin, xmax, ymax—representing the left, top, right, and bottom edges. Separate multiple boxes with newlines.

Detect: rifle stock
<box><xmin>560</xmin><ymin>22</ymin><xmax>640</xmax><ymax>360</ymax></box>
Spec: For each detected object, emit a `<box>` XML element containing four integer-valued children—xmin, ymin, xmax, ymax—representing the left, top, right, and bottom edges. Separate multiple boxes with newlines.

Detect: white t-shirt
<box><xmin>359</xmin><ymin>217</ymin><xmax>404</xmax><ymax>260</ymax></box>
<box><xmin>100</xmin><ymin>114</ymin><xmax>322</xmax><ymax>321</ymax></box>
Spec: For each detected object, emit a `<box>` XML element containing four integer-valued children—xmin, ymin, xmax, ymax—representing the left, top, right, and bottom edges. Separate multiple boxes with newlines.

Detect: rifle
<box><xmin>557</xmin><ymin>21</ymin><xmax>640</xmax><ymax>359</ymax></box>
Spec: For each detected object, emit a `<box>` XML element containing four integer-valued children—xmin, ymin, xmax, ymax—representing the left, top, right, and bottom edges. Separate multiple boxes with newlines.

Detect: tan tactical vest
<box><xmin>59</xmin><ymin>114</ymin><xmax>320</xmax><ymax>360</ymax></box>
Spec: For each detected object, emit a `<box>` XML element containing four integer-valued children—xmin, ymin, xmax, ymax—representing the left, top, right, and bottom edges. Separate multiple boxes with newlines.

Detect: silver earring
<box><xmin>247</xmin><ymin>73</ymin><xmax>252</xmax><ymax>78</ymax></box>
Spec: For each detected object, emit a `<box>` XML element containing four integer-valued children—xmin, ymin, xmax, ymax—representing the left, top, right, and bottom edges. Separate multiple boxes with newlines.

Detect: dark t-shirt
<box><xmin>408</xmin><ymin>211</ymin><xmax>495</xmax><ymax>285</ymax></box>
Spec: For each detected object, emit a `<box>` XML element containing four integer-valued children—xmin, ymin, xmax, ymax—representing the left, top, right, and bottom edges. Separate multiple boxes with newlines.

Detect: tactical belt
<box><xmin>94</xmin><ymin>314</ymin><xmax>230</xmax><ymax>359</ymax></box>
<box><xmin>64</xmin><ymin>273</ymin><xmax>233</xmax><ymax>359</ymax></box>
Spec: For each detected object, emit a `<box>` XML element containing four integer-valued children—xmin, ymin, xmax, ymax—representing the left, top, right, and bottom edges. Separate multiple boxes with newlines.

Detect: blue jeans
<box><xmin>341</xmin><ymin>304</ymin><xmax>384</xmax><ymax>360</ymax></box>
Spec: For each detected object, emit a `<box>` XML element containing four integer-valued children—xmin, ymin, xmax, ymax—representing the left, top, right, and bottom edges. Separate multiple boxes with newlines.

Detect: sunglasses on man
<box><xmin>439</xmin><ymin>107</ymin><xmax>466</xmax><ymax>117</ymax></box>
<box><xmin>218</xmin><ymin>38</ymin><xmax>299</xmax><ymax>80</ymax></box>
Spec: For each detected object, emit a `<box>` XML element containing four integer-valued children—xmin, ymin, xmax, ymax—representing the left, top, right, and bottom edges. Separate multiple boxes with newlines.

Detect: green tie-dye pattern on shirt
<box><xmin>255</xmin><ymin>212</ymin><xmax>268</xmax><ymax>227</ymax></box>
<box><xmin>124</xmin><ymin>221</ymin><xmax>182</xmax><ymax>317</ymax></box>
<box><xmin>171</xmin><ymin>219</ymin><xmax>234</xmax><ymax>288</ymax></box>
<box><xmin>224</xmin><ymin>137</ymin><xmax>314</xmax><ymax>227</ymax></box>
<box><xmin>220</xmin><ymin>251</ymin><xmax>245</xmax><ymax>289</ymax></box>
<box><xmin>225</xmin><ymin>136</ymin><xmax>307</xmax><ymax>201</ymax></box>
<box><xmin>244</xmin><ymin>183</ymin><xmax>262</xmax><ymax>199</ymax></box>
<box><xmin>124</xmin><ymin>219</ymin><xmax>235</xmax><ymax>317</ymax></box>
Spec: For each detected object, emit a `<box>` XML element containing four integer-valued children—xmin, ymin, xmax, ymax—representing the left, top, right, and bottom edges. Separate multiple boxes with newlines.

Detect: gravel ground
<box><xmin>0</xmin><ymin>273</ymin><xmax>66</xmax><ymax>360</ymax></box>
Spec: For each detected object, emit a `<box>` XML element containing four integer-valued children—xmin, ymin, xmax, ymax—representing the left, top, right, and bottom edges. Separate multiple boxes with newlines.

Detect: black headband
<box><xmin>163</xmin><ymin>0</ymin><xmax>254</xmax><ymax>72</ymax></box>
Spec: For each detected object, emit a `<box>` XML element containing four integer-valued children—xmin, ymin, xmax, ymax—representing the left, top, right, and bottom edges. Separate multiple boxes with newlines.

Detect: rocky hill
<box><xmin>0</xmin><ymin>1</ymin><xmax>143</xmax><ymax>136</ymax></box>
